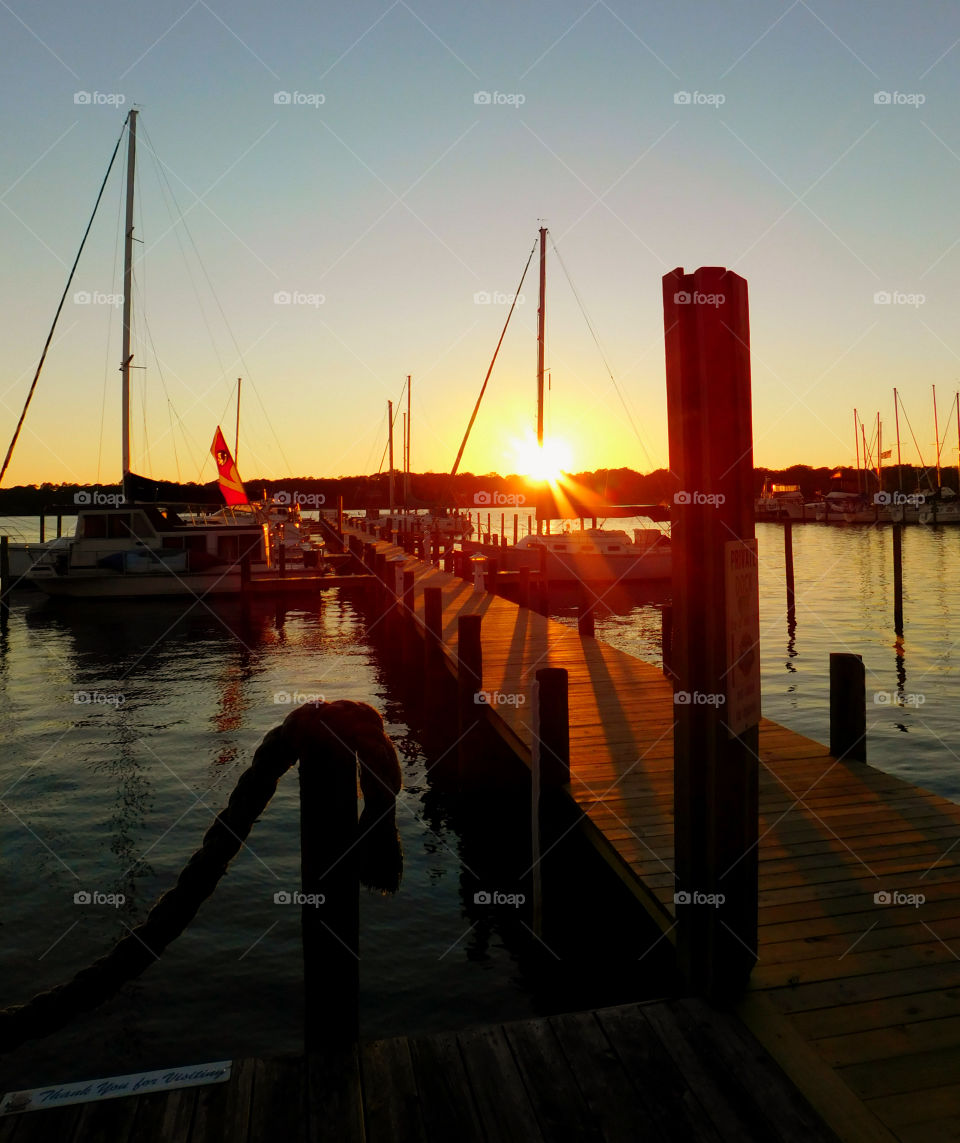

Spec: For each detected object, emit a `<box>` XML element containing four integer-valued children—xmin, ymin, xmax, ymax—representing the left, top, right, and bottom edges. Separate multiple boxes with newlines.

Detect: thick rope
<box><xmin>0</xmin><ymin>701</ymin><xmax>400</xmax><ymax>1055</ymax></box>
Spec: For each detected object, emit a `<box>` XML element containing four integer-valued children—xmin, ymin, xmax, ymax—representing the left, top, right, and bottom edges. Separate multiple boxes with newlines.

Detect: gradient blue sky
<box><xmin>2</xmin><ymin>0</ymin><xmax>960</xmax><ymax>485</ymax></box>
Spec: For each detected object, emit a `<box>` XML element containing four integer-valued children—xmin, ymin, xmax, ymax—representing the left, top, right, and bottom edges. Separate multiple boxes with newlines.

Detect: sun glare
<box><xmin>511</xmin><ymin>436</ymin><xmax>572</xmax><ymax>482</ymax></box>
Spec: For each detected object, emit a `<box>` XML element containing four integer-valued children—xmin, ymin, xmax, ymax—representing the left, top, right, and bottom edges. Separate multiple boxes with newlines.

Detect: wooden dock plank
<box><xmin>454</xmin><ymin>1025</ymin><xmax>546</xmax><ymax>1143</ymax></box>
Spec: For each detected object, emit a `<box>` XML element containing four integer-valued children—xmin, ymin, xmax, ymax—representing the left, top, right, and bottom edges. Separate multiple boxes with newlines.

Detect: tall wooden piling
<box><xmin>893</xmin><ymin>524</ymin><xmax>904</xmax><ymax>636</ymax></box>
<box><xmin>664</xmin><ymin>265</ymin><xmax>760</xmax><ymax>995</ymax></box>
<box><xmin>661</xmin><ymin>603</ymin><xmax>673</xmax><ymax>677</ymax></box>
<box><xmin>784</xmin><ymin>520</ymin><xmax>796</xmax><ymax>623</ymax></box>
<box><xmin>299</xmin><ymin>738</ymin><xmax>360</xmax><ymax>1050</ymax></box>
<box><xmin>830</xmin><ymin>652</ymin><xmax>866</xmax><ymax>763</ymax></box>
<box><xmin>534</xmin><ymin>668</ymin><xmax>570</xmax><ymax>788</ymax></box>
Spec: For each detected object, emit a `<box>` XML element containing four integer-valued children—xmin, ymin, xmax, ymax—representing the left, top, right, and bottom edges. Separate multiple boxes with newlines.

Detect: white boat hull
<box><xmin>29</xmin><ymin>566</ymin><xmax>244</xmax><ymax>599</ymax></box>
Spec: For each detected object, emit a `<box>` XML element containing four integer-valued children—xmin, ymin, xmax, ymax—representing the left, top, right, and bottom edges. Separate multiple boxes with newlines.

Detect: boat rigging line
<box><xmin>0</xmin><ymin>117</ymin><xmax>128</xmax><ymax>486</ymax></box>
<box><xmin>547</xmin><ymin>234</ymin><xmax>657</xmax><ymax>473</ymax></box>
<box><xmin>450</xmin><ymin>237</ymin><xmax>538</xmax><ymax>477</ymax></box>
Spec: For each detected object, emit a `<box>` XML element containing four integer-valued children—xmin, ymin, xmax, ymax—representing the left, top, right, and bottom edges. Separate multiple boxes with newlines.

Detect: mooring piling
<box><xmin>893</xmin><ymin>523</ymin><xmax>904</xmax><ymax>635</ymax></box>
<box><xmin>457</xmin><ymin>613</ymin><xmax>484</xmax><ymax>779</ymax></box>
<box><xmin>829</xmin><ymin>652</ymin><xmax>867</xmax><ymax>763</ymax></box>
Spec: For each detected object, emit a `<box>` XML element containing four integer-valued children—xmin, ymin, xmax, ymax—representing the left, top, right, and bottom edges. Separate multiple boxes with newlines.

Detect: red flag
<box><xmin>211</xmin><ymin>426</ymin><xmax>248</xmax><ymax>505</ymax></box>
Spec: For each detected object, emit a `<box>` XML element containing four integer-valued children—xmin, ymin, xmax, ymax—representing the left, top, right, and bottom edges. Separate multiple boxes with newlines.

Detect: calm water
<box><xmin>0</xmin><ymin>539</ymin><xmax>670</xmax><ymax>1091</ymax></box>
<box><xmin>2</xmin><ymin>514</ymin><xmax>958</xmax><ymax>1090</ymax></box>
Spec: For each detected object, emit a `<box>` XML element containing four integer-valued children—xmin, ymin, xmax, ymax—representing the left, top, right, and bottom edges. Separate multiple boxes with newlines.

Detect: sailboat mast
<box><xmin>854</xmin><ymin>409</ymin><xmax>861</xmax><ymax>494</ymax></box>
<box><xmin>235</xmin><ymin>378</ymin><xmax>241</xmax><ymax>462</ymax></box>
<box><xmin>933</xmin><ymin>384</ymin><xmax>942</xmax><ymax>489</ymax></box>
<box><xmin>406</xmin><ymin>373</ymin><xmax>411</xmax><ymax>506</ymax></box>
<box><xmin>388</xmin><ymin>399</ymin><xmax>395</xmax><ymax>511</ymax></box>
<box><xmin>536</xmin><ymin>226</ymin><xmax>547</xmax><ymax>448</ymax></box>
<box><xmin>877</xmin><ymin>414</ymin><xmax>883</xmax><ymax>490</ymax></box>
<box><xmin>894</xmin><ymin>388</ymin><xmax>902</xmax><ymax>491</ymax></box>
<box><xmin>121</xmin><ymin>108</ymin><xmax>137</xmax><ymax>477</ymax></box>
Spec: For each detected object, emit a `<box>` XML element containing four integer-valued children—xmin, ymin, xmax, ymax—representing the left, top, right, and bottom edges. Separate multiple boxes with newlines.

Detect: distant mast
<box><xmin>121</xmin><ymin>108</ymin><xmax>137</xmax><ymax>478</ymax></box>
<box><xmin>933</xmin><ymin>384</ymin><xmax>942</xmax><ymax>490</ymax></box>
<box><xmin>893</xmin><ymin>388</ymin><xmax>902</xmax><ymax>492</ymax></box>
<box><xmin>235</xmin><ymin>378</ymin><xmax>241</xmax><ymax>463</ymax></box>
<box><xmin>405</xmin><ymin>373</ymin><xmax>411</xmax><ymax>506</ymax></box>
<box><xmin>536</xmin><ymin>226</ymin><xmax>547</xmax><ymax>448</ymax></box>
<box><xmin>388</xmin><ymin>399</ymin><xmax>395</xmax><ymax>511</ymax></box>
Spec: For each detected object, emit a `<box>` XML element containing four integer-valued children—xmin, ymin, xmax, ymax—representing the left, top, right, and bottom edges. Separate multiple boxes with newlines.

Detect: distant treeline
<box><xmin>0</xmin><ymin>463</ymin><xmax>947</xmax><ymax>515</ymax></box>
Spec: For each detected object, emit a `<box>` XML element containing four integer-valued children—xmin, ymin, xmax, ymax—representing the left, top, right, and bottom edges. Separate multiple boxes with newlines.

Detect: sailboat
<box><xmin>26</xmin><ymin>111</ymin><xmax>271</xmax><ymax>598</ymax></box>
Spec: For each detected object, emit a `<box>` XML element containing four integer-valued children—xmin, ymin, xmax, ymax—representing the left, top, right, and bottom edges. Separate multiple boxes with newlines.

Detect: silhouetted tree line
<box><xmin>0</xmin><ymin>463</ymin><xmax>948</xmax><ymax>515</ymax></box>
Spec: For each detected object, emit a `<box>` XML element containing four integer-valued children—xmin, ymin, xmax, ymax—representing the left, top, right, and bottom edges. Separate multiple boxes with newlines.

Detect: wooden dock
<box><xmin>346</xmin><ymin>524</ymin><xmax>960</xmax><ymax>1143</ymax></box>
<box><xmin>0</xmin><ymin>999</ymin><xmax>838</xmax><ymax>1142</ymax></box>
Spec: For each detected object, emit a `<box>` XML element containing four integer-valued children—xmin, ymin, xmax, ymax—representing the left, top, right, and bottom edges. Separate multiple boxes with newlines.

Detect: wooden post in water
<box><xmin>337</xmin><ymin>495</ymin><xmax>344</xmax><ymax>534</ymax></box>
<box><xmin>661</xmin><ymin>604</ymin><xmax>673</xmax><ymax>677</ymax></box>
<box><xmin>664</xmin><ymin>266</ymin><xmax>760</xmax><ymax>995</ymax></box>
<box><xmin>784</xmin><ymin>521</ymin><xmax>796</xmax><ymax>624</ymax></box>
<box><xmin>893</xmin><ymin>524</ymin><xmax>904</xmax><ymax>636</ymax></box>
<box><xmin>56</xmin><ymin>515</ymin><xmax>62</xmax><ymax>538</ymax></box>
<box><xmin>457</xmin><ymin>614</ymin><xmax>483</xmax><ymax>781</ymax></box>
<box><xmin>830</xmin><ymin>652</ymin><xmax>866</xmax><ymax>762</ymax></box>
<box><xmin>0</xmin><ymin>535</ymin><xmax>10</xmax><ymax>624</ymax></box>
<box><xmin>299</xmin><ymin>736</ymin><xmax>359</xmax><ymax>1051</ymax></box>
<box><xmin>39</xmin><ymin>513</ymin><xmax>45</xmax><ymax>544</ymax></box>
<box><xmin>513</xmin><ymin>514</ymin><xmax>519</xmax><ymax>546</ymax></box>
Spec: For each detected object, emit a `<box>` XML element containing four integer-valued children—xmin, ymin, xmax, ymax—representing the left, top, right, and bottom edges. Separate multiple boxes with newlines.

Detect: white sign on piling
<box><xmin>724</xmin><ymin>538</ymin><xmax>761</xmax><ymax>736</ymax></box>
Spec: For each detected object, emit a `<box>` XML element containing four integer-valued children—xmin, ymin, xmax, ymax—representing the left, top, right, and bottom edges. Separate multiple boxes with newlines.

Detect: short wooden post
<box><xmin>664</xmin><ymin>265</ymin><xmax>759</xmax><ymax>995</ymax></box>
<box><xmin>577</xmin><ymin>584</ymin><xmax>595</xmax><ymax>638</ymax></box>
<box><xmin>432</xmin><ymin>527</ymin><xmax>441</xmax><ymax>567</ymax></box>
<box><xmin>517</xmin><ymin>565</ymin><xmax>530</xmax><ymax>610</ymax></box>
<box><xmin>337</xmin><ymin>495</ymin><xmax>344</xmax><ymax>533</ymax></box>
<box><xmin>534</xmin><ymin>668</ymin><xmax>569</xmax><ymax>788</ymax></box>
<box><xmin>830</xmin><ymin>652</ymin><xmax>866</xmax><ymax>763</ymax></box>
<box><xmin>299</xmin><ymin>738</ymin><xmax>359</xmax><ymax>1051</ymax></box>
<box><xmin>537</xmin><ymin>545</ymin><xmax>550</xmax><ymax>613</ymax></box>
<box><xmin>457</xmin><ymin>614</ymin><xmax>484</xmax><ymax>780</ymax></box>
<box><xmin>56</xmin><ymin>515</ymin><xmax>62</xmax><ymax>538</ymax></box>
<box><xmin>527</xmin><ymin>514</ymin><xmax>533</xmax><ymax>537</ymax></box>
<box><xmin>39</xmin><ymin>514</ymin><xmax>45</xmax><ymax>544</ymax></box>
<box><xmin>893</xmin><ymin>524</ymin><xmax>904</xmax><ymax>636</ymax></box>
<box><xmin>784</xmin><ymin>521</ymin><xmax>796</xmax><ymax>622</ymax></box>
<box><xmin>486</xmin><ymin>557</ymin><xmax>499</xmax><ymax>595</ymax></box>
<box><xmin>500</xmin><ymin>513</ymin><xmax>505</xmax><ymax>542</ymax></box>
<box><xmin>513</xmin><ymin>514</ymin><xmax>518</xmax><ymax>546</ymax></box>
<box><xmin>278</xmin><ymin>541</ymin><xmax>286</xmax><ymax>578</ymax></box>
<box><xmin>661</xmin><ymin>603</ymin><xmax>673</xmax><ymax>676</ymax></box>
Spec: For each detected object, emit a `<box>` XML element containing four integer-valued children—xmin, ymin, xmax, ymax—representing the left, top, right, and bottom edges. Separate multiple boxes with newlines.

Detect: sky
<box><xmin>2</xmin><ymin>0</ymin><xmax>960</xmax><ymax>487</ymax></box>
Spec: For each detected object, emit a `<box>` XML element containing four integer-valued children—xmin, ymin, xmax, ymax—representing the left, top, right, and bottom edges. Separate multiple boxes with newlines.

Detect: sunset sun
<box><xmin>511</xmin><ymin>435</ymin><xmax>572</xmax><ymax>482</ymax></box>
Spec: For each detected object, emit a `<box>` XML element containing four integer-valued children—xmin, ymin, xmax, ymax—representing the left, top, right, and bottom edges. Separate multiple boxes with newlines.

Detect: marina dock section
<box><xmin>342</xmin><ymin>520</ymin><xmax>960</xmax><ymax>1143</ymax></box>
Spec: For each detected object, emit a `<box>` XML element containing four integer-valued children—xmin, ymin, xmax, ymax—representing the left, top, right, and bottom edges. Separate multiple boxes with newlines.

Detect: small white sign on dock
<box><xmin>0</xmin><ymin>1060</ymin><xmax>231</xmax><ymax>1116</ymax></box>
<box><xmin>724</xmin><ymin>538</ymin><xmax>761</xmax><ymax>736</ymax></box>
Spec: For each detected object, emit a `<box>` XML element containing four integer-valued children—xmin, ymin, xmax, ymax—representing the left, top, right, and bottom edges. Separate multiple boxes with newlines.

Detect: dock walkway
<box><xmin>347</xmin><ymin>524</ymin><xmax>960</xmax><ymax>1143</ymax></box>
<box><xmin>0</xmin><ymin>999</ymin><xmax>837</xmax><ymax>1142</ymax></box>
